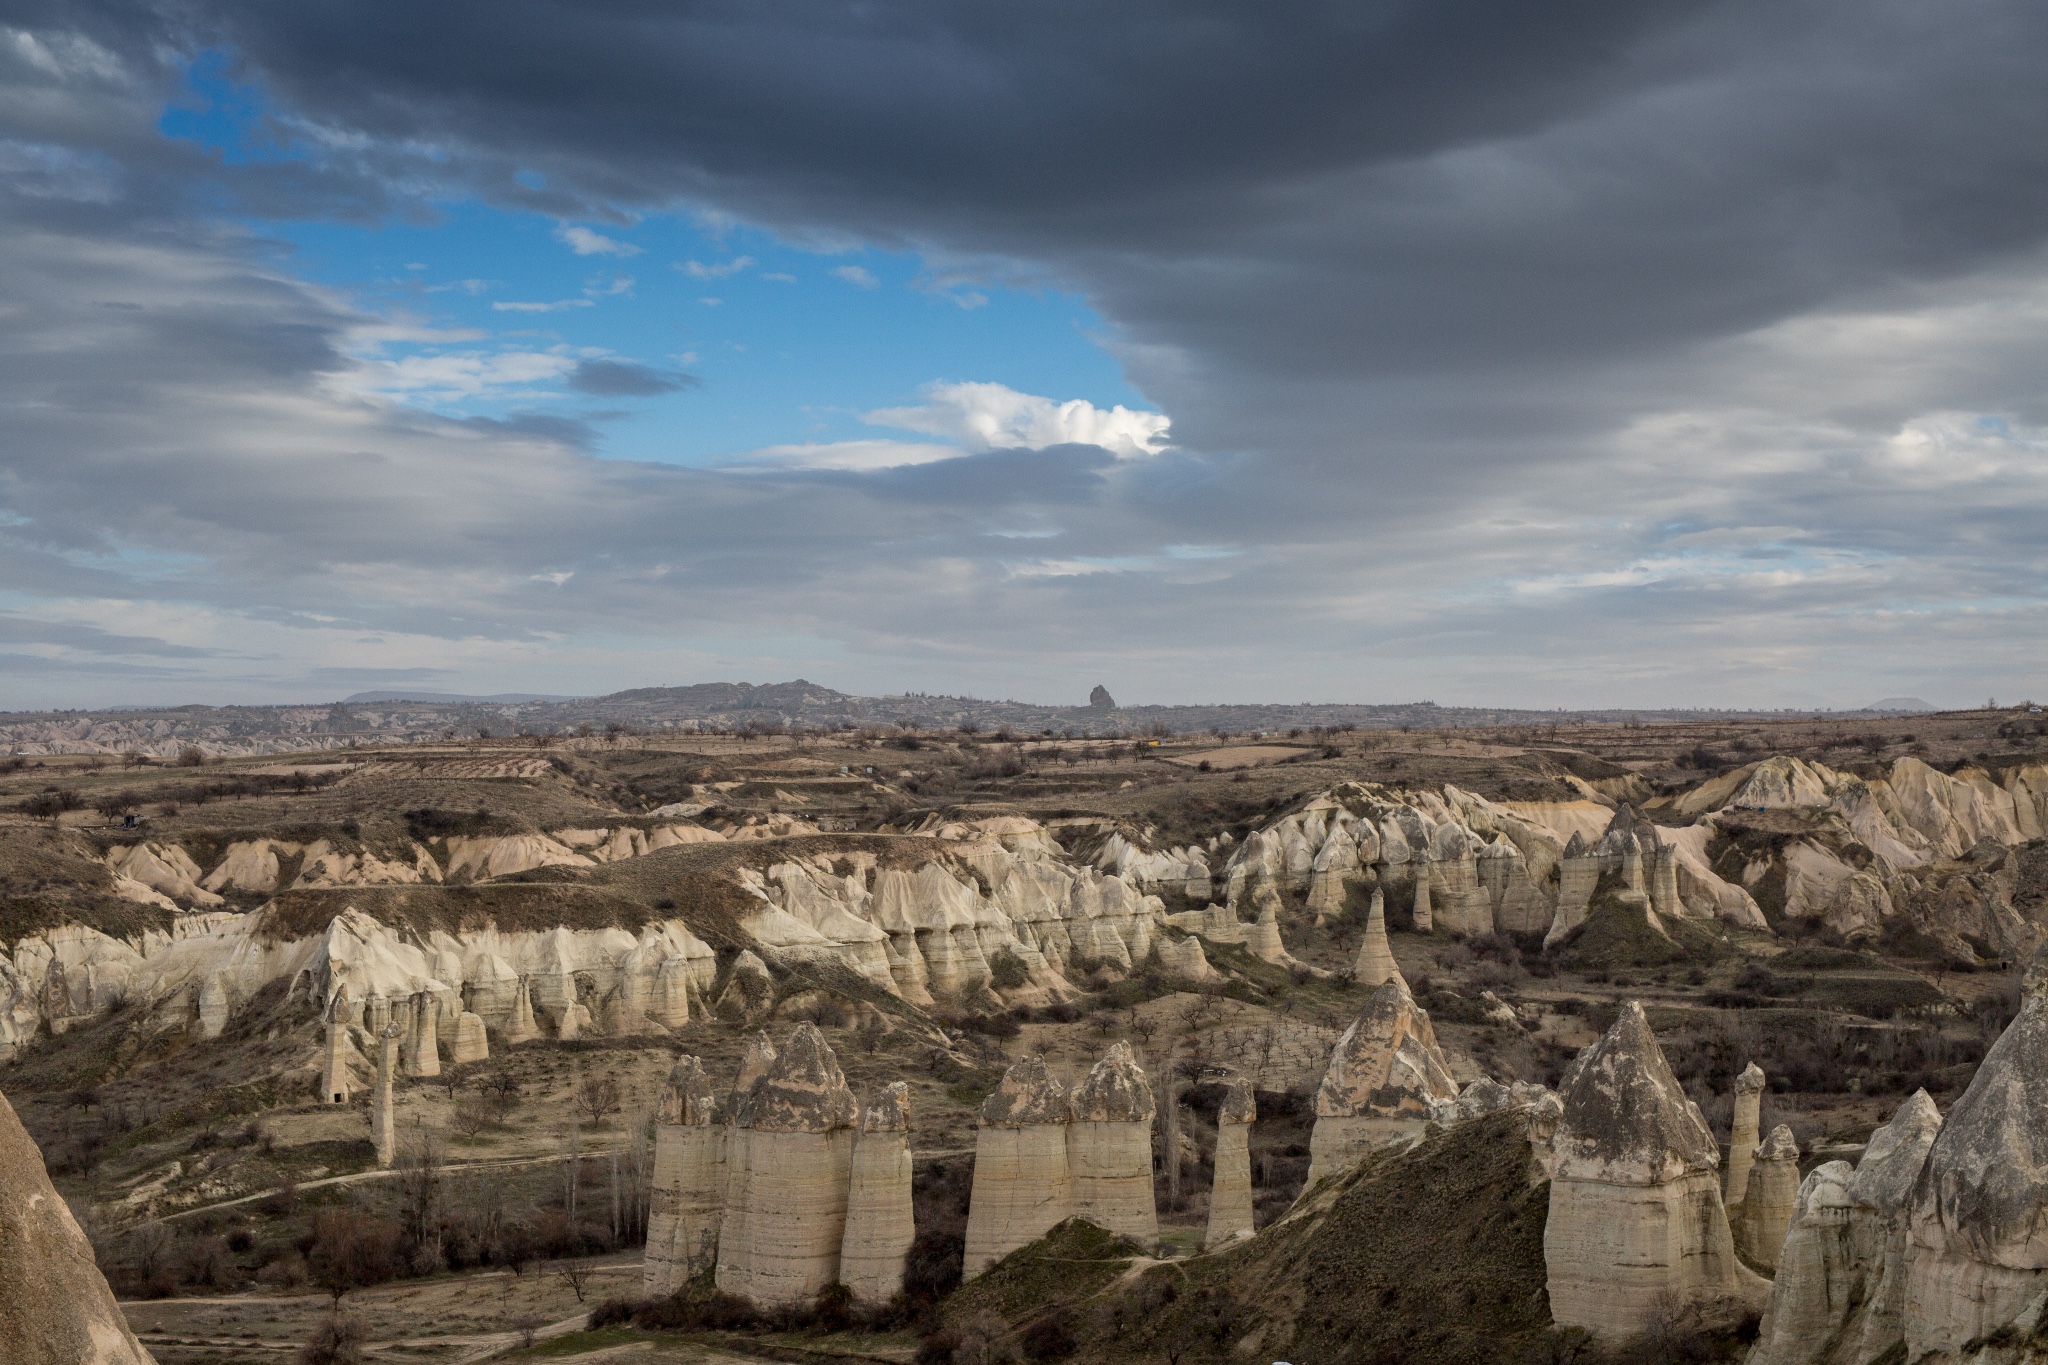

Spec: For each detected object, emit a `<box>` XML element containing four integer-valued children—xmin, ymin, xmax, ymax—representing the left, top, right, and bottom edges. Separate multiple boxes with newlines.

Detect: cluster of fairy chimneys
<box><xmin>642</xmin><ymin>1025</ymin><xmax>1260</xmax><ymax>1307</ymax></box>
<box><xmin>642</xmin><ymin>1023</ymin><xmax>915</xmax><ymax>1306</ymax></box>
<box><xmin>1521</xmin><ymin>973</ymin><xmax>2048</xmax><ymax>1362</ymax></box>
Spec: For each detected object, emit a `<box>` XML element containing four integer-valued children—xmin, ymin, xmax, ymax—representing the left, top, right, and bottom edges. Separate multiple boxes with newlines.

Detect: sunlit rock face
<box><xmin>1543</xmin><ymin>1002</ymin><xmax>1746</xmax><ymax>1339</ymax></box>
<box><xmin>964</xmin><ymin>1055</ymin><xmax>1073</xmax><ymax>1278</ymax></box>
<box><xmin>839</xmin><ymin>1083</ymin><xmax>915</xmax><ymax>1303</ymax></box>
<box><xmin>0</xmin><ymin>1087</ymin><xmax>157</xmax><ymax>1364</ymax></box>
<box><xmin>1305</xmin><ymin>977</ymin><xmax>1457</xmax><ymax>1188</ymax></box>
<box><xmin>1068</xmin><ymin>1042</ymin><xmax>1158</xmax><ymax>1246</ymax></box>
<box><xmin>646</xmin><ymin>1056</ymin><xmax>723</xmax><ymax>1298</ymax></box>
<box><xmin>714</xmin><ymin>1024</ymin><xmax>859</xmax><ymax>1307</ymax></box>
<box><xmin>1904</xmin><ymin>987</ymin><xmax>2048</xmax><ymax>1358</ymax></box>
<box><xmin>1206</xmin><ymin>1078</ymin><xmax>1257</xmax><ymax>1250</ymax></box>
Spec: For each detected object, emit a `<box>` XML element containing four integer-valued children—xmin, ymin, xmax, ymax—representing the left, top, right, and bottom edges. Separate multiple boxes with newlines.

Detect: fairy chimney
<box><xmin>1068</xmin><ymin>1043</ymin><xmax>1158</xmax><ymax>1245</ymax></box>
<box><xmin>839</xmin><ymin>1083</ymin><xmax>915</xmax><ymax>1302</ymax></box>
<box><xmin>645</xmin><ymin>1056</ymin><xmax>723</xmax><ymax>1296</ymax></box>
<box><xmin>1205</xmin><ymin>1078</ymin><xmax>1257</xmax><ymax>1249</ymax></box>
<box><xmin>714</xmin><ymin>1024</ymin><xmax>859</xmax><ymax>1306</ymax></box>
<box><xmin>964</xmin><ymin>1055</ymin><xmax>1073</xmax><ymax>1277</ymax></box>
<box><xmin>1305</xmin><ymin>977</ymin><xmax>1457</xmax><ymax>1187</ymax></box>
<box><xmin>1542</xmin><ymin>1002</ymin><xmax>1746</xmax><ymax>1338</ymax></box>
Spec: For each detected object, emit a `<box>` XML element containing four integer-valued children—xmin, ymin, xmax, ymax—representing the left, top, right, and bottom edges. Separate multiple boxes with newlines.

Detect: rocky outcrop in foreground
<box><xmin>1542</xmin><ymin>1001</ymin><xmax>1750</xmax><ymax>1338</ymax></box>
<box><xmin>0</xmin><ymin>1087</ymin><xmax>156</xmax><ymax>1363</ymax></box>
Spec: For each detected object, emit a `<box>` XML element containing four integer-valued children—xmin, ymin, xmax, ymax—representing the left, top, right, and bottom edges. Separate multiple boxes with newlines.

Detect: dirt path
<box><xmin>139</xmin><ymin>1149</ymin><xmax>574</xmax><ymax>1226</ymax></box>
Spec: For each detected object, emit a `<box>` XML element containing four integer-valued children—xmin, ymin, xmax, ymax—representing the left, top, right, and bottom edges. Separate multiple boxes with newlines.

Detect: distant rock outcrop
<box><xmin>1089</xmin><ymin>685</ymin><xmax>1116</xmax><ymax>710</ymax></box>
<box><xmin>0</xmin><ymin>1087</ymin><xmax>157</xmax><ymax>1363</ymax></box>
<box><xmin>1543</xmin><ymin>1001</ymin><xmax>1750</xmax><ymax>1338</ymax></box>
<box><xmin>1306</xmin><ymin>977</ymin><xmax>1458</xmax><ymax>1187</ymax></box>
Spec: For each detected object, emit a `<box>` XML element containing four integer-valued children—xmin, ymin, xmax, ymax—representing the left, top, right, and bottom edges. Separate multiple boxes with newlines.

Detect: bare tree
<box><xmin>577</xmin><ymin>1073</ymin><xmax>622</xmax><ymax>1126</ymax></box>
<box><xmin>554</xmin><ymin>1259</ymin><xmax>594</xmax><ymax>1303</ymax></box>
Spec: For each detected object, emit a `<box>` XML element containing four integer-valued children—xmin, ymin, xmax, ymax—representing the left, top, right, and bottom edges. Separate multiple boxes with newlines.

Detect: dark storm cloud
<box><xmin>1</xmin><ymin>1</ymin><xmax>2047</xmax><ymax>706</ymax></box>
<box><xmin>565</xmin><ymin>360</ymin><xmax>698</xmax><ymax>398</ymax></box>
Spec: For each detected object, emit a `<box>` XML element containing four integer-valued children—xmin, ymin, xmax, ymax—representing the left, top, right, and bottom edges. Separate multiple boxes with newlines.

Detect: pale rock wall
<box><xmin>1749</xmin><ymin>1161</ymin><xmax>1858</xmax><ymax>1365</ymax></box>
<box><xmin>448</xmin><ymin>1012</ymin><xmax>488</xmax><ymax>1064</ymax></box>
<box><xmin>1068</xmin><ymin>1043</ymin><xmax>1157</xmax><ymax>1245</ymax></box>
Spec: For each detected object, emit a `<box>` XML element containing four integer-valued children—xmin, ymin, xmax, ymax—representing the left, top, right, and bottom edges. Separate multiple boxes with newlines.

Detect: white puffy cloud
<box><xmin>865</xmin><ymin>382</ymin><xmax>1171</xmax><ymax>459</ymax></box>
<box><xmin>831</xmin><ymin>264</ymin><xmax>880</xmax><ymax>289</ymax></box>
<box><xmin>555</xmin><ymin>225</ymin><xmax>642</xmax><ymax>257</ymax></box>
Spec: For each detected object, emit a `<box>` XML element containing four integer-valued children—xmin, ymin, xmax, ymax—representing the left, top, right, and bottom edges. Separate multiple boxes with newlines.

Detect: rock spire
<box><xmin>1205</xmin><ymin>1077</ymin><xmax>1257</xmax><ymax>1249</ymax></box>
<box><xmin>1068</xmin><ymin>1043</ymin><xmax>1158</xmax><ymax>1245</ymax></box>
<box><xmin>1350</xmin><ymin>887</ymin><xmax>1403</xmax><ymax>990</ymax></box>
<box><xmin>646</xmin><ymin>1056</ymin><xmax>723</xmax><ymax>1297</ymax></box>
<box><xmin>1543</xmin><ymin>1001</ymin><xmax>1748</xmax><ymax>1338</ymax></box>
<box><xmin>1306</xmin><ymin>976</ymin><xmax>1457</xmax><ymax>1187</ymax></box>
<box><xmin>839</xmin><ymin>1083</ymin><xmax>915</xmax><ymax>1302</ymax></box>
<box><xmin>964</xmin><ymin>1056</ymin><xmax>1073</xmax><ymax>1277</ymax></box>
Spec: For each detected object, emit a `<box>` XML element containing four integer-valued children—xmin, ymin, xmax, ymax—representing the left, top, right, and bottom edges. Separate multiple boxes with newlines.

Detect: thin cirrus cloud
<box><xmin>2</xmin><ymin>3</ymin><xmax>2048</xmax><ymax>709</ymax></box>
<box><xmin>678</xmin><ymin>255</ymin><xmax>754</xmax><ymax>280</ymax></box>
<box><xmin>830</xmin><ymin>264</ymin><xmax>880</xmax><ymax>289</ymax></box>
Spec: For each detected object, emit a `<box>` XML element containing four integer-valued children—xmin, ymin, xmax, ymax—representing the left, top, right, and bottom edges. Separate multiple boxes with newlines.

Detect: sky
<box><xmin>3</xmin><ymin>0</ymin><xmax>2047</xmax><ymax>712</ymax></box>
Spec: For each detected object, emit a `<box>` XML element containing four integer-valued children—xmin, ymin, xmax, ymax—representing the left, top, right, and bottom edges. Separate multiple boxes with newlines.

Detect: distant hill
<box><xmin>1860</xmin><ymin>697</ymin><xmax>1938</xmax><ymax>713</ymax></box>
<box><xmin>0</xmin><ymin>677</ymin><xmax>1874</xmax><ymax>758</ymax></box>
<box><xmin>342</xmin><ymin>691</ymin><xmax>587</xmax><ymax>704</ymax></box>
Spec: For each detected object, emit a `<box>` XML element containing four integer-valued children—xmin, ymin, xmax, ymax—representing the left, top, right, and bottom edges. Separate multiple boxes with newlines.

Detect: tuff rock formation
<box><xmin>646</xmin><ymin>1056</ymin><xmax>722</xmax><ymax>1296</ymax></box>
<box><xmin>320</xmin><ymin>985</ymin><xmax>352</xmax><ymax>1104</ymax></box>
<box><xmin>1741</xmin><ymin>1125</ymin><xmax>1802</xmax><ymax>1272</ymax></box>
<box><xmin>1746</xmin><ymin>1089</ymin><xmax>1942</xmax><ymax>1365</ymax></box>
<box><xmin>404</xmin><ymin>989</ymin><xmax>440</xmax><ymax>1078</ymax></box>
<box><xmin>1543</xmin><ymin>1002</ymin><xmax>1749</xmax><ymax>1338</ymax></box>
<box><xmin>0</xmin><ymin>1087</ymin><xmax>157</xmax><ymax>1363</ymax></box>
<box><xmin>449</xmin><ymin>1011</ymin><xmax>489</xmax><ymax>1065</ymax></box>
<box><xmin>372</xmin><ymin>1020</ymin><xmax>402</xmax><ymax>1168</ymax></box>
<box><xmin>964</xmin><ymin>1055</ymin><xmax>1073</xmax><ymax>1277</ymax></box>
<box><xmin>1067</xmin><ymin>1042</ymin><xmax>1158</xmax><ymax>1245</ymax></box>
<box><xmin>714</xmin><ymin>1023</ymin><xmax>859</xmax><ymax>1306</ymax></box>
<box><xmin>1728</xmin><ymin>1062</ymin><xmax>1767</xmax><ymax>1210</ymax></box>
<box><xmin>717</xmin><ymin>1031</ymin><xmax>778</xmax><ymax>1276</ymax></box>
<box><xmin>1752</xmin><ymin>1161</ymin><xmax>1860</xmax><ymax>1365</ymax></box>
<box><xmin>1305</xmin><ymin>977</ymin><xmax>1458</xmax><ymax>1187</ymax></box>
<box><xmin>1351</xmin><ymin>887</ymin><xmax>1403</xmax><ymax>990</ymax></box>
<box><xmin>1205</xmin><ymin>1077</ymin><xmax>1256</xmax><ymax>1249</ymax></box>
<box><xmin>1903</xmin><ymin>984</ymin><xmax>2048</xmax><ymax>1358</ymax></box>
<box><xmin>839</xmin><ymin>1083</ymin><xmax>915</xmax><ymax>1302</ymax></box>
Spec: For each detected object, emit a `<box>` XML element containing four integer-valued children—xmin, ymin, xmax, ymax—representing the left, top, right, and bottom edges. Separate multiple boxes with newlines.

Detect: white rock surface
<box><xmin>1068</xmin><ymin>1043</ymin><xmax>1157</xmax><ymax>1246</ymax></box>
<box><xmin>1205</xmin><ymin>1078</ymin><xmax>1256</xmax><ymax>1249</ymax></box>
<box><xmin>1306</xmin><ymin>977</ymin><xmax>1457</xmax><ymax>1187</ymax></box>
<box><xmin>840</xmin><ymin>1083</ymin><xmax>915</xmax><ymax>1302</ymax></box>
<box><xmin>964</xmin><ymin>1056</ymin><xmax>1073</xmax><ymax>1277</ymax></box>
<box><xmin>1544</xmin><ymin>1002</ymin><xmax>1749</xmax><ymax>1339</ymax></box>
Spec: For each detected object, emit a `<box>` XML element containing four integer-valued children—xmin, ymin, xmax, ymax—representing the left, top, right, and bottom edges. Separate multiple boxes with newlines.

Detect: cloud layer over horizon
<box><xmin>2</xmin><ymin>2</ymin><xmax>2047</xmax><ymax>711</ymax></box>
